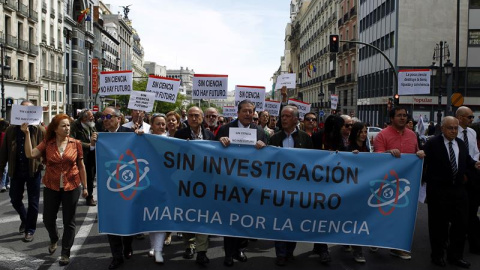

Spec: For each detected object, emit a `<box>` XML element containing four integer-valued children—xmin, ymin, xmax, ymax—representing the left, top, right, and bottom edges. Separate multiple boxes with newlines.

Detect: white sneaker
<box><xmin>0</xmin><ymin>186</ymin><xmax>6</xmax><ymax>192</ymax></box>
<box><xmin>148</xmin><ymin>249</ymin><xmax>154</xmax><ymax>257</ymax></box>
<box><xmin>155</xmin><ymin>251</ymin><xmax>164</xmax><ymax>264</ymax></box>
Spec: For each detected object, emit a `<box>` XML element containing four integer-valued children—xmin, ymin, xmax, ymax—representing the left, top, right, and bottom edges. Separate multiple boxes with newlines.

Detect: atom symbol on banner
<box><xmin>105</xmin><ymin>149</ymin><xmax>151</xmax><ymax>200</ymax></box>
<box><xmin>367</xmin><ymin>170</ymin><xmax>410</xmax><ymax>216</ymax></box>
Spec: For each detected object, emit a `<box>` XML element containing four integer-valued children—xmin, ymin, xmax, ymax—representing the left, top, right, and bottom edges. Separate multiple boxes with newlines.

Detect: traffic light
<box><xmin>329</xmin><ymin>35</ymin><xmax>339</xmax><ymax>53</ymax></box>
<box><xmin>394</xmin><ymin>94</ymin><xmax>399</xmax><ymax>105</ymax></box>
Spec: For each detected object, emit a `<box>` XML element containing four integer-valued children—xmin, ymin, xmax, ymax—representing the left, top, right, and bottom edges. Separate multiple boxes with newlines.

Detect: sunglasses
<box><xmin>206</xmin><ymin>115</ymin><xmax>218</xmax><ymax>119</ymax></box>
<box><xmin>101</xmin><ymin>114</ymin><xmax>116</xmax><ymax>120</ymax></box>
<box><xmin>466</xmin><ymin>115</ymin><xmax>475</xmax><ymax>119</ymax></box>
<box><xmin>253</xmin><ymin>118</ymin><xmax>259</xmax><ymax>121</ymax></box>
<box><xmin>305</xmin><ymin>117</ymin><xmax>317</xmax><ymax>122</ymax></box>
<box><xmin>344</xmin><ymin>124</ymin><xmax>352</xmax><ymax>128</ymax></box>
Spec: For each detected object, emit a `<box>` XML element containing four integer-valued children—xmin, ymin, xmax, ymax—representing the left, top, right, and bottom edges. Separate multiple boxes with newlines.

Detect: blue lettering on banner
<box><xmin>96</xmin><ymin>133</ymin><xmax>423</xmax><ymax>251</ymax></box>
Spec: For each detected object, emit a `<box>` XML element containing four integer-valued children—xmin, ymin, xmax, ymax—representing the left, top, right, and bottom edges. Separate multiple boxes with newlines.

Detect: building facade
<box><xmin>131</xmin><ymin>27</ymin><xmax>146</xmax><ymax>80</ymax></box>
<box><xmin>144</xmin><ymin>61</ymin><xmax>166</xmax><ymax>77</ymax></box>
<box><xmin>1</xmin><ymin>0</ymin><xmax>42</xmax><ymax>121</ymax></box>
<box><xmin>166</xmin><ymin>66</ymin><xmax>194</xmax><ymax>101</ymax></box>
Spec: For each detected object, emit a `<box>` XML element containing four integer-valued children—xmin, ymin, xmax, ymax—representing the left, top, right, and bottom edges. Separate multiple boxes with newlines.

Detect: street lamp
<box><xmin>432</xmin><ymin>41</ymin><xmax>450</xmax><ymax>131</ymax></box>
<box><xmin>444</xmin><ymin>59</ymin><xmax>454</xmax><ymax>115</ymax></box>
<box><xmin>1</xmin><ymin>44</ymin><xmax>11</xmax><ymax>119</ymax></box>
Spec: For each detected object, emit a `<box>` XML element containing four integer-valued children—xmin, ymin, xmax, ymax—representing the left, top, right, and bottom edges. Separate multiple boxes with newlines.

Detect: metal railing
<box><xmin>50</xmin><ymin>8</ymin><xmax>55</xmax><ymax>18</ymax></box>
<box><xmin>18</xmin><ymin>38</ymin><xmax>29</xmax><ymax>51</ymax></box>
<box><xmin>6</xmin><ymin>34</ymin><xmax>18</xmax><ymax>48</ymax></box>
<box><xmin>5</xmin><ymin>0</ymin><xmax>18</xmax><ymax>11</ymax></box>
<box><xmin>41</xmin><ymin>69</ymin><xmax>65</xmax><ymax>81</ymax></box>
<box><xmin>42</xmin><ymin>33</ymin><xmax>47</xmax><ymax>42</ymax></box>
<box><xmin>42</xmin><ymin>1</ymin><xmax>47</xmax><ymax>13</ymax></box>
<box><xmin>29</xmin><ymin>9</ymin><xmax>38</xmax><ymax>22</ymax></box>
<box><xmin>29</xmin><ymin>43</ymin><xmax>39</xmax><ymax>55</ymax></box>
<box><xmin>18</xmin><ymin>2</ymin><xmax>28</xmax><ymax>17</ymax></box>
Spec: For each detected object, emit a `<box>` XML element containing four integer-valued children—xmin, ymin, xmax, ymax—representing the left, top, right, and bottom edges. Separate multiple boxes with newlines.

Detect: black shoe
<box><xmin>224</xmin><ymin>256</ymin><xmax>234</xmax><ymax>267</ymax></box>
<box><xmin>233</xmin><ymin>251</ymin><xmax>247</xmax><ymax>262</ymax></box>
<box><xmin>319</xmin><ymin>251</ymin><xmax>332</xmax><ymax>264</ymax></box>
<box><xmin>196</xmin><ymin>251</ymin><xmax>209</xmax><ymax>266</ymax></box>
<box><xmin>19</xmin><ymin>222</ymin><xmax>25</xmax><ymax>234</ymax></box>
<box><xmin>431</xmin><ymin>257</ymin><xmax>446</xmax><ymax>267</ymax></box>
<box><xmin>275</xmin><ymin>256</ymin><xmax>287</xmax><ymax>266</ymax></box>
<box><xmin>183</xmin><ymin>248</ymin><xmax>195</xmax><ymax>259</ymax></box>
<box><xmin>108</xmin><ymin>258</ymin><xmax>124</xmax><ymax>269</ymax></box>
<box><xmin>123</xmin><ymin>247</ymin><xmax>133</xmax><ymax>259</ymax></box>
<box><xmin>447</xmin><ymin>258</ymin><xmax>471</xmax><ymax>268</ymax></box>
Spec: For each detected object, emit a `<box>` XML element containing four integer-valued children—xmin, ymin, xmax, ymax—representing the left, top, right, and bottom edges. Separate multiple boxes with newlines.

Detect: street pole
<box><xmin>437</xmin><ymin>41</ymin><xmax>444</xmax><ymax>128</ymax></box>
<box><xmin>1</xmin><ymin>44</ymin><xmax>5</xmax><ymax>119</ymax></box>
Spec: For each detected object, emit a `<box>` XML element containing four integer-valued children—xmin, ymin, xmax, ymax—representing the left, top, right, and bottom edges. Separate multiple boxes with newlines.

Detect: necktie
<box><xmin>463</xmin><ymin>130</ymin><xmax>469</xmax><ymax>151</ymax></box>
<box><xmin>449</xmin><ymin>141</ymin><xmax>458</xmax><ymax>180</ymax></box>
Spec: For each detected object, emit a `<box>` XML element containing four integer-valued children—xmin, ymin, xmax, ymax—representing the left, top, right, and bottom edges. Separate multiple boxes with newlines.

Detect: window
<box><xmin>390</xmin><ymin>32</ymin><xmax>395</xmax><ymax>48</ymax></box>
<box><xmin>471</xmin><ymin>0</ymin><xmax>480</xmax><ymax>8</ymax></box>
<box><xmin>51</xmin><ymin>90</ymin><xmax>56</xmax><ymax>102</ymax></box>
<box><xmin>59</xmin><ymin>90</ymin><xmax>62</xmax><ymax>102</ymax></box>
<box><xmin>18</xmin><ymin>60</ymin><xmax>23</xmax><ymax>79</ymax></box>
<box><xmin>44</xmin><ymin>89</ymin><xmax>49</xmax><ymax>102</ymax></box>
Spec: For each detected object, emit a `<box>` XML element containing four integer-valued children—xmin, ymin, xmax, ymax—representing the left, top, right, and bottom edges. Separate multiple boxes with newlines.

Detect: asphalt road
<box><xmin>1</xmin><ymin>187</ymin><xmax>480</xmax><ymax>270</ymax></box>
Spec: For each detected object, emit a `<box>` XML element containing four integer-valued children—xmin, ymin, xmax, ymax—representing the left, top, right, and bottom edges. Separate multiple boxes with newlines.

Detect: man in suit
<box><xmin>174</xmin><ymin>106</ymin><xmax>214</xmax><ymax>266</ymax></box>
<box><xmin>70</xmin><ymin>109</ymin><xmax>97</xmax><ymax>206</ymax></box>
<box><xmin>94</xmin><ymin>107</ymin><xmax>134</xmax><ymax>269</ymax></box>
<box><xmin>0</xmin><ymin>100</ymin><xmax>45</xmax><ymax>242</ymax></box>
<box><xmin>216</xmin><ymin>100</ymin><xmax>267</xmax><ymax>266</ymax></box>
<box><xmin>269</xmin><ymin>105</ymin><xmax>312</xmax><ymax>266</ymax></box>
<box><xmin>455</xmin><ymin>106</ymin><xmax>480</xmax><ymax>255</ymax></box>
<box><xmin>423</xmin><ymin>116</ymin><xmax>480</xmax><ymax>268</ymax></box>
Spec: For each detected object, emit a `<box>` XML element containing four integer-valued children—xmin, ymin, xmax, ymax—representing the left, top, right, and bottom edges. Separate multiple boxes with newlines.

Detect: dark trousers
<box><xmin>43</xmin><ymin>187</ymin><xmax>81</xmax><ymax>257</ymax></box>
<box><xmin>86</xmin><ymin>155</ymin><xmax>95</xmax><ymax>200</ymax></box>
<box><xmin>107</xmin><ymin>235</ymin><xmax>133</xmax><ymax>259</ymax></box>
<box><xmin>224</xmin><ymin>237</ymin><xmax>245</xmax><ymax>257</ymax></box>
<box><xmin>467</xmin><ymin>182</ymin><xmax>480</xmax><ymax>252</ymax></box>
<box><xmin>9</xmin><ymin>170</ymin><xmax>41</xmax><ymax>234</ymax></box>
<box><xmin>275</xmin><ymin>241</ymin><xmax>297</xmax><ymax>257</ymax></box>
<box><xmin>313</xmin><ymin>243</ymin><xmax>329</xmax><ymax>253</ymax></box>
<box><xmin>427</xmin><ymin>185</ymin><xmax>468</xmax><ymax>260</ymax></box>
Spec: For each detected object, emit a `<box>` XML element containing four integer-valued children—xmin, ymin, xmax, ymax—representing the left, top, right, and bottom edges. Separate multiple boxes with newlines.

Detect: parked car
<box><xmin>367</xmin><ymin>127</ymin><xmax>382</xmax><ymax>141</ymax></box>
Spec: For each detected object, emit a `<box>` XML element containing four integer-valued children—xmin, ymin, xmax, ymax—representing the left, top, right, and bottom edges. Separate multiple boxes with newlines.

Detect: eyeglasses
<box><xmin>344</xmin><ymin>124</ymin><xmax>352</xmax><ymax>128</ymax></box>
<box><xmin>101</xmin><ymin>114</ymin><xmax>116</xmax><ymax>120</ymax></box>
<box><xmin>253</xmin><ymin>118</ymin><xmax>259</xmax><ymax>121</ymax></box>
<box><xmin>465</xmin><ymin>115</ymin><xmax>475</xmax><ymax>119</ymax></box>
<box><xmin>206</xmin><ymin>115</ymin><xmax>218</xmax><ymax>119</ymax></box>
<box><xmin>305</xmin><ymin>117</ymin><xmax>317</xmax><ymax>122</ymax></box>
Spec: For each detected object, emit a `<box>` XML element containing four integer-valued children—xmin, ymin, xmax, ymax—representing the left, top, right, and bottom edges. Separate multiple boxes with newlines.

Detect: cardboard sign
<box><xmin>127</xmin><ymin>91</ymin><xmax>156</xmax><ymax>112</ymax></box>
<box><xmin>235</xmin><ymin>85</ymin><xmax>265</xmax><ymax>111</ymax></box>
<box><xmin>288</xmin><ymin>99</ymin><xmax>311</xmax><ymax>120</ymax></box>
<box><xmin>99</xmin><ymin>70</ymin><xmax>133</xmax><ymax>96</ymax></box>
<box><xmin>223</xmin><ymin>106</ymin><xmax>237</xmax><ymax>118</ymax></box>
<box><xmin>264</xmin><ymin>100</ymin><xmax>281</xmax><ymax>117</ymax></box>
<box><xmin>229</xmin><ymin>127</ymin><xmax>257</xmax><ymax>145</ymax></box>
<box><xmin>192</xmin><ymin>74</ymin><xmax>228</xmax><ymax>100</ymax></box>
<box><xmin>331</xmin><ymin>94</ymin><xmax>339</xmax><ymax>110</ymax></box>
<box><xmin>10</xmin><ymin>104</ymin><xmax>43</xmax><ymax>125</ymax></box>
<box><xmin>275</xmin><ymin>73</ymin><xmax>296</xmax><ymax>89</ymax></box>
<box><xmin>145</xmin><ymin>75</ymin><xmax>180</xmax><ymax>103</ymax></box>
<box><xmin>398</xmin><ymin>69</ymin><xmax>431</xmax><ymax>95</ymax></box>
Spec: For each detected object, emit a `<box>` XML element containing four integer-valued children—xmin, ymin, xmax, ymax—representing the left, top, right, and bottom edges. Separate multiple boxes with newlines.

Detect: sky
<box><xmin>111</xmin><ymin>0</ymin><xmax>291</xmax><ymax>92</ymax></box>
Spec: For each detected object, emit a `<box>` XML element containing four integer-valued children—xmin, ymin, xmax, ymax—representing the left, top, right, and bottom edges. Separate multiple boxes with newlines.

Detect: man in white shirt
<box><xmin>122</xmin><ymin>110</ymin><xmax>151</xmax><ymax>134</ymax></box>
<box><xmin>456</xmin><ymin>106</ymin><xmax>480</xmax><ymax>255</ymax></box>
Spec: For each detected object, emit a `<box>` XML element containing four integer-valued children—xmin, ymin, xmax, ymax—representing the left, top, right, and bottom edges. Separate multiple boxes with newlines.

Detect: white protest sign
<box><xmin>99</xmin><ymin>70</ymin><xmax>133</xmax><ymax>96</ymax></box>
<box><xmin>229</xmin><ymin>127</ymin><xmax>257</xmax><ymax>145</ymax></box>
<box><xmin>398</xmin><ymin>69</ymin><xmax>431</xmax><ymax>95</ymax></box>
<box><xmin>264</xmin><ymin>100</ymin><xmax>281</xmax><ymax>117</ymax></box>
<box><xmin>234</xmin><ymin>85</ymin><xmax>265</xmax><ymax>111</ymax></box>
<box><xmin>331</xmin><ymin>94</ymin><xmax>339</xmax><ymax>110</ymax></box>
<box><xmin>10</xmin><ymin>104</ymin><xmax>43</xmax><ymax>125</ymax></box>
<box><xmin>146</xmin><ymin>75</ymin><xmax>180</xmax><ymax>103</ymax></box>
<box><xmin>192</xmin><ymin>74</ymin><xmax>228</xmax><ymax>100</ymax></box>
<box><xmin>223</xmin><ymin>106</ymin><xmax>237</xmax><ymax>118</ymax></box>
<box><xmin>127</xmin><ymin>91</ymin><xmax>156</xmax><ymax>112</ymax></box>
<box><xmin>275</xmin><ymin>73</ymin><xmax>296</xmax><ymax>89</ymax></box>
<box><xmin>288</xmin><ymin>99</ymin><xmax>311</xmax><ymax>120</ymax></box>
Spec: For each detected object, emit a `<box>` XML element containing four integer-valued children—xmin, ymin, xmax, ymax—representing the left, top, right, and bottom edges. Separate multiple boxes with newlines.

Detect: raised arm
<box><xmin>21</xmin><ymin>123</ymin><xmax>42</xmax><ymax>159</ymax></box>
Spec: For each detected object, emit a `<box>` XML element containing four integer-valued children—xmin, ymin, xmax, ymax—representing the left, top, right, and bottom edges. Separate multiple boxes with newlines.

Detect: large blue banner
<box><xmin>96</xmin><ymin>133</ymin><xmax>423</xmax><ymax>251</ymax></box>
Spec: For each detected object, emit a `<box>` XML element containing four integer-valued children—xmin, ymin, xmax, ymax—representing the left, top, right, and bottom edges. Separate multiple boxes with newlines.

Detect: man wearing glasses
<box><xmin>204</xmin><ymin>107</ymin><xmax>221</xmax><ymax>136</ymax></box>
<box><xmin>94</xmin><ymin>107</ymin><xmax>134</xmax><ymax>269</ymax></box>
<box><xmin>456</xmin><ymin>106</ymin><xmax>480</xmax><ymax>255</ymax></box>
<box><xmin>373</xmin><ymin>106</ymin><xmax>425</xmax><ymax>260</ymax></box>
<box><xmin>303</xmin><ymin>112</ymin><xmax>317</xmax><ymax>137</ymax></box>
<box><xmin>340</xmin><ymin>115</ymin><xmax>353</xmax><ymax>147</ymax></box>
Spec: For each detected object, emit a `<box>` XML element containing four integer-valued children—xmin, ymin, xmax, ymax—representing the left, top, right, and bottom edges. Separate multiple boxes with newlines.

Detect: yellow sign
<box><xmin>451</xmin><ymin>93</ymin><xmax>464</xmax><ymax>107</ymax></box>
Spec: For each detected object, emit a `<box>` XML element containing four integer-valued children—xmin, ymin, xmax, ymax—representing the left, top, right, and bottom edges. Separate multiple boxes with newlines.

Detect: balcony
<box><xmin>6</xmin><ymin>34</ymin><xmax>18</xmax><ymax>48</ymax></box>
<box><xmin>338</xmin><ymin>18</ymin><xmax>343</xmax><ymax>27</ymax></box>
<box><xmin>18</xmin><ymin>2</ymin><xmax>28</xmax><ymax>17</ymax></box>
<box><xmin>28</xmin><ymin>9</ymin><xmax>38</xmax><ymax>22</ymax></box>
<box><xmin>42</xmin><ymin>1</ymin><xmax>47</xmax><ymax>13</ymax></box>
<box><xmin>350</xmin><ymin>6</ymin><xmax>357</xmax><ymax>18</ymax></box>
<box><xmin>343</xmin><ymin>13</ymin><xmax>349</xmax><ymax>22</ymax></box>
<box><xmin>29</xmin><ymin>43</ymin><xmax>39</xmax><ymax>55</ymax></box>
<box><xmin>4</xmin><ymin>0</ymin><xmax>17</xmax><ymax>11</ymax></box>
<box><xmin>342</xmin><ymin>44</ymin><xmax>348</xmax><ymax>52</ymax></box>
<box><xmin>41</xmin><ymin>69</ymin><xmax>65</xmax><ymax>81</ymax></box>
<box><xmin>50</xmin><ymin>37</ymin><xmax>55</xmax><ymax>47</ymax></box>
<box><xmin>18</xmin><ymin>38</ymin><xmax>29</xmax><ymax>52</ymax></box>
<box><xmin>346</xmin><ymin>74</ymin><xmax>352</xmax><ymax>83</ymax></box>
<box><xmin>349</xmin><ymin>42</ymin><xmax>356</xmax><ymax>50</ymax></box>
<box><xmin>50</xmin><ymin>8</ymin><xmax>55</xmax><ymax>18</ymax></box>
<box><xmin>336</xmin><ymin>76</ymin><xmax>345</xmax><ymax>84</ymax></box>
<box><xmin>0</xmin><ymin>32</ymin><xmax>4</xmax><ymax>44</ymax></box>
<box><xmin>58</xmin><ymin>13</ymin><xmax>63</xmax><ymax>23</ymax></box>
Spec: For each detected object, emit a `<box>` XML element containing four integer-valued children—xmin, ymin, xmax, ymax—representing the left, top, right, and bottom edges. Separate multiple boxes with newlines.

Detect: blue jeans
<box><xmin>1</xmin><ymin>163</ymin><xmax>9</xmax><ymax>188</ymax></box>
<box><xmin>9</xmin><ymin>170</ymin><xmax>41</xmax><ymax>234</ymax></box>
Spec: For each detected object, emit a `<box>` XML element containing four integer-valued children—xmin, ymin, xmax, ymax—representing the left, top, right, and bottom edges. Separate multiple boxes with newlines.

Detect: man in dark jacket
<box><xmin>269</xmin><ymin>105</ymin><xmax>312</xmax><ymax>266</ymax></box>
<box><xmin>70</xmin><ymin>109</ymin><xmax>97</xmax><ymax>206</ymax></box>
<box><xmin>216</xmin><ymin>100</ymin><xmax>267</xmax><ymax>267</ymax></box>
<box><xmin>175</xmin><ymin>106</ymin><xmax>214</xmax><ymax>266</ymax></box>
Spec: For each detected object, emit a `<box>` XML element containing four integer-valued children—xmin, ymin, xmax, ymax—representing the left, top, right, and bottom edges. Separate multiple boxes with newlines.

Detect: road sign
<box><xmin>92</xmin><ymin>105</ymin><xmax>99</xmax><ymax>112</ymax></box>
<box><xmin>451</xmin><ymin>93</ymin><xmax>464</xmax><ymax>107</ymax></box>
<box><xmin>319</xmin><ymin>110</ymin><xmax>325</xmax><ymax>117</ymax></box>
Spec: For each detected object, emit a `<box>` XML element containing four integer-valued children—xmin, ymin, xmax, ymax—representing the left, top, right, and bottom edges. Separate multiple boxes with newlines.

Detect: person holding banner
<box><xmin>0</xmin><ymin>100</ymin><xmax>45</xmax><ymax>243</ymax></box>
<box><xmin>123</xmin><ymin>110</ymin><xmax>151</xmax><ymax>134</ymax></box>
<box><xmin>174</xmin><ymin>106</ymin><xmax>215</xmax><ymax>266</ymax></box>
<box><xmin>216</xmin><ymin>100</ymin><xmax>267</xmax><ymax>267</ymax></box>
<box><xmin>269</xmin><ymin>105</ymin><xmax>313</xmax><ymax>266</ymax></box>
<box><xmin>21</xmin><ymin>114</ymin><xmax>88</xmax><ymax>266</ymax></box>
<box><xmin>423</xmin><ymin>116</ymin><xmax>480</xmax><ymax>268</ymax></box>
